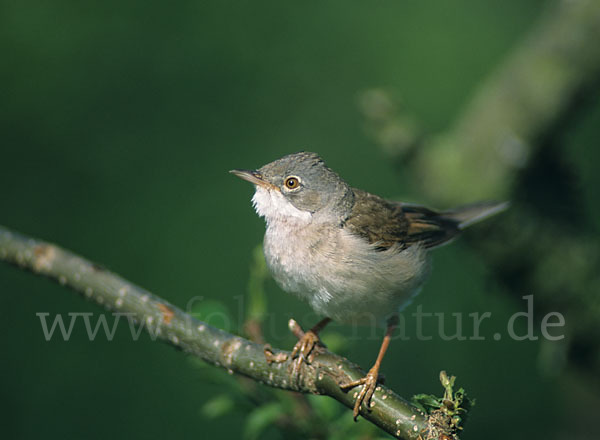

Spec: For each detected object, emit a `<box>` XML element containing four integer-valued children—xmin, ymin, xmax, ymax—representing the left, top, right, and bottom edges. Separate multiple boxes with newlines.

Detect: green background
<box><xmin>2</xmin><ymin>1</ymin><xmax>598</xmax><ymax>439</ymax></box>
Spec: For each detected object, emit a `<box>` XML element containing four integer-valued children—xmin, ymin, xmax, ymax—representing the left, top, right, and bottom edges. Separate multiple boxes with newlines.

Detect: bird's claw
<box><xmin>340</xmin><ymin>366</ymin><xmax>381</xmax><ymax>420</ymax></box>
<box><xmin>290</xmin><ymin>329</ymin><xmax>323</xmax><ymax>383</ymax></box>
<box><xmin>263</xmin><ymin>344</ymin><xmax>289</xmax><ymax>364</ymax></box>
<box><xmin>263</xmin><ymin>319</ymin><xmax>328</xmax><ymax>386</ymax></box>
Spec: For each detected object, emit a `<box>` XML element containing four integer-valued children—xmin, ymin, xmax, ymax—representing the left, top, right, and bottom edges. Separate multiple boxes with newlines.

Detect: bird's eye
<box><xmin>284</xmin><ymin>176</ymin><xmax>300</xmax><ymax>190</ymax></box>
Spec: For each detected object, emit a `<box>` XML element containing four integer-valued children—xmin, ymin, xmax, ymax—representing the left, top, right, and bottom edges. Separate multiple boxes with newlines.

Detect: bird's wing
<box><xmin>343</xmin><ymin>190</ymin><xmax>506</xmax><ymax>251</ymax></box>
<box><xmin>342</xmin><ymin>189</ymin><xmax>411</xmax><ymax>251</ymax></box>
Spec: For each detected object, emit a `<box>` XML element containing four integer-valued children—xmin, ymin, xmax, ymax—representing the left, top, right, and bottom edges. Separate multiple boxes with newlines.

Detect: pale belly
<box><xmin>263</xmin><ymin>220</ymin><xmax>429</xmax><ymax>325</ymax></box>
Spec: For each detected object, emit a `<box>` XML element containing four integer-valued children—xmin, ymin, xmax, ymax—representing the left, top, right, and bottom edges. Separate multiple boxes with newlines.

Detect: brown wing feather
<box><xmin>343</xmin><ymin>189</ymin><xmax>460</xmax><ymax>251</ymax></box>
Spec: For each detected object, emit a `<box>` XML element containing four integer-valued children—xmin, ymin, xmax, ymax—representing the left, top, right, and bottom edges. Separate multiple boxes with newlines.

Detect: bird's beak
<box><xmin>230</xmin><ymin>169</ymin><xmax>276</xmax><ymax>190</ymax></box>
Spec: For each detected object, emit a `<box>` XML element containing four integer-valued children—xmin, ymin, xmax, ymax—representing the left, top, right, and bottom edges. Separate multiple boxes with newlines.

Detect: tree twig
<box><xmin>0</xmin><ymin>224</ymin><xmax>468</xmax><ymax>440</ymax></box>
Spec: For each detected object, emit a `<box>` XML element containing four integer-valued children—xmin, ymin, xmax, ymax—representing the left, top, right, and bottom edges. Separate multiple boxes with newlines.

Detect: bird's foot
<box><xmin>288</xmin><ymin>319</ymin><xmax>326</xmax><ymax>381</ymax></box>
<box><xmin>340</xmin><ymin>365</ymin><xmax>382</xmax><ymax>420</ymax></box>
<box><xmin>262</xmin><ymin>319</ymin><xmax>329</xmax><ymax>386</ymax></box>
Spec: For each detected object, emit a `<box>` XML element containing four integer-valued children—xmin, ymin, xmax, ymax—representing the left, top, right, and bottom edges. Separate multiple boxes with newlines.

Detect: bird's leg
<box><xmin>340</xmin><ymin>319</ymin><xmax>397</xmax><ymax>420</ymax></box>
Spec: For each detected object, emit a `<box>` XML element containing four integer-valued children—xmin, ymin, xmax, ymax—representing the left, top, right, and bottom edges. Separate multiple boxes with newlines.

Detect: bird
<box><xmin>231</xmin><ymin>151</ymin><xmax>507</xmax><ymax>419</ymax></box>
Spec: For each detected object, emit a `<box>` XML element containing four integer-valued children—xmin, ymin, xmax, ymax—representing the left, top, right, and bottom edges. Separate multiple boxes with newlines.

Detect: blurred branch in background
<box><xmin>361</xmin><ymin>0</ymin><xmax>600</xmax><ymax>203</ymax></box>
<box><xmin>0</xmin><ymin>225</ymin><xmax>471</xmax><ymax>440</ymax></box>
<box><xmin>359</xmin><ymin>0</ymin><xmax>600</xmax><ymax>386</ymax></box>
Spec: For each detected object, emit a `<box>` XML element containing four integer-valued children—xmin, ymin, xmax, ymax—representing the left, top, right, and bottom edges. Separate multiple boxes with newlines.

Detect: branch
<box><xmin>418</xmin><ymin>0</ymin><xmax>600</xmax><ymax>204</ymax></box>
<box><xmin>0</xmin><ymin>224</ymin><xmax>467</xmax><ymax>440</ymax></box>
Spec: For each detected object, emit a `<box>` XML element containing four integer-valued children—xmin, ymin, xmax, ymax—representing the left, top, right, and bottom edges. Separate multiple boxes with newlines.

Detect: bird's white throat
<box><xmin>252</xmin><ymin>186</ymin><xmax>312</xmax><ymax>225</ymax></box>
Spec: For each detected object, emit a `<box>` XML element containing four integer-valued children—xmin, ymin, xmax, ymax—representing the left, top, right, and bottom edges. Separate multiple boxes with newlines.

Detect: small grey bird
<box><xmin>231</xmin><ymin>151</ymin><xmax>507</xmax><ymax>419</ymax></box>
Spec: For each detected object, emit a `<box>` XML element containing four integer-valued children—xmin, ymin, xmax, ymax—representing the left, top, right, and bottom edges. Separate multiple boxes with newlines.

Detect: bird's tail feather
<box><xmin>401</xmin><ymin>200</ymin><xmax>509</xmax><ymax>249</ymax></box>
<box><xmin>442</xmin><ymin>201</ymin><xmax>510</xmax><ymax>230</ymax></box>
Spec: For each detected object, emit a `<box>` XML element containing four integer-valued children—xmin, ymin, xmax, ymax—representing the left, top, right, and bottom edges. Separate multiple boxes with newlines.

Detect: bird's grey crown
<box><xmin>257</xmin><ymin>151</ymin><xmax>355</xmax><ymax>219</ymax></box>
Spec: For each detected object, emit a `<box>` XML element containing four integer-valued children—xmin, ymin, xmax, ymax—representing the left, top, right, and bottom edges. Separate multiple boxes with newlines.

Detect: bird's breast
<box><xmin>263</xmin><ymin>219</ymin><xmax>327</xmax><ymax>295</ymax></box>
<box><xmin>262</xmin><ymin>220</ymin><xmax>429</xmax><ymax>324</ymax></box>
